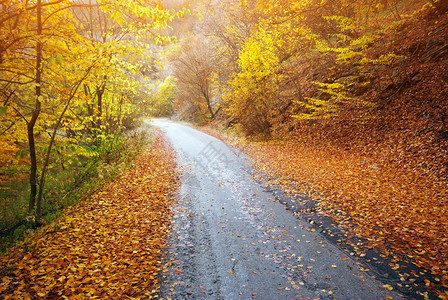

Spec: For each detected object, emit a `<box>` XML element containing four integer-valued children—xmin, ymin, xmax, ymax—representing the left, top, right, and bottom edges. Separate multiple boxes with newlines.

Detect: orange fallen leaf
<box><xmin>0</xmin><ymin>132</ymin><xmax>179</xmax><ymax>300</ymax></box>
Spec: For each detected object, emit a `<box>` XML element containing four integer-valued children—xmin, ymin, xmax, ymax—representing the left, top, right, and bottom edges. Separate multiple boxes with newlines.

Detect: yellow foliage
<box><xmin>222</xmin><ymin>0</ymin><xmax>430</xmax><ymax>129</ymax></box>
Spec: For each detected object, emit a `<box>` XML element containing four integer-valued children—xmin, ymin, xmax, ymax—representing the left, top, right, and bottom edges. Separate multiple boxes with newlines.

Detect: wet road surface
<box><xmin>151</xmin><ymin>119</ymin><xmax>399</xmax><ymax>300</ymax></box>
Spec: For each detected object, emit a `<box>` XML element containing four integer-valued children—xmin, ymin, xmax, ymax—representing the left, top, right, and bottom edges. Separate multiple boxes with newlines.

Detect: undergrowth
<box><xmin>0</xmin><ymin>122</ymin><xmax>153</xmax><ymax>252</ymax></box>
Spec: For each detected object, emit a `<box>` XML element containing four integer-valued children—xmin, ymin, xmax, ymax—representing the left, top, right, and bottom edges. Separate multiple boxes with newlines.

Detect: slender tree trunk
<box><xmin>27</xmin><ymin>102</ymin><xmax>40</xmax><ymax>214</ymax></box>
<box><xmin>84</xmin><ymin>84</ymin><xmax>95</xmax><ymax>133</ymax></box>
<box><xmin>206</xmin><ymin>97</ymin><xmax>215</xmax><ymax>119</ymax></box>
<box><xmin>202</xmin><ymin>79</ymin><xmax>216</xmax><ymax>119</ymax></box>
<box><xmin>96</xmin><ymin>76</ymin><xmax>107</xmax><ymax>129</ymax></box>
<box><xmin>36</xmin><ymin>101</ymin><xmax>70</xmax><ymax>220</ymax></box>
<box><xmin>28</xmin><ymin>0</ymin><xmax>42</xmax><ymax>217</ymax></box>
<box><xmin>213</xmin><ymin>106</ymin><xmax>222</xmax><ymax>118</ymax></box>
<box><xmin>97</xmin><ymin>88</ymin><xmax>103</xmax><ymax>128</ymax></box>
<box><xmin>35</xmin><ymin>65</ymin><xmax>95</xmax><ymax>221</ymax></box>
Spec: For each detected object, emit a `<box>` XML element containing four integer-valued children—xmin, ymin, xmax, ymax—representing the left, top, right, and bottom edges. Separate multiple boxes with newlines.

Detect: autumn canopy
<box><xmin>1</xmin><ymin>0</ymin><xmax>448</xmax><ymax>298</ymax></box>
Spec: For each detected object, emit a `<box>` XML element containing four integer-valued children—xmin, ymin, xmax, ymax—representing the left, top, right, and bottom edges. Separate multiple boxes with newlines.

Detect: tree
<box><xmin>152</xmin><ymin>76</ymin><xmax>177</xmax><ymax>117</ymax></box>
<box><xmin>0</xmin><ymin>0</ymin><xmax>177</xmax><ymax>222</ymax></box>
<box><xmin>220</xmin><ymin>0</ymin><xmax>433</xmax><ymax>135</ymax></box>
<box><xmin>170</xmin><ymin>35</ymin><xmax>222</xmax><ymax>121</ymax></box>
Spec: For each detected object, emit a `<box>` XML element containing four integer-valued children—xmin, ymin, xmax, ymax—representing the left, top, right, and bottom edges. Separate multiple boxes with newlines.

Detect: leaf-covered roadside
<box><xmin>0</xmin><ymin>129</ymin><xmax>178</xmax><ymax>299</ymax></box>
<box><xmin>198</xmin><ymin>126</ymin><xmax>448</xmax><ymax>298</ymax></box>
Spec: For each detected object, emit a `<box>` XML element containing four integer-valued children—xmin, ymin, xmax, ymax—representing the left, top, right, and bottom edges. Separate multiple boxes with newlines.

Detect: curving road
<box><xmin>151</xmin><ymin>118</ymin><xmax>399</xmax><ymax>300</ymax></box>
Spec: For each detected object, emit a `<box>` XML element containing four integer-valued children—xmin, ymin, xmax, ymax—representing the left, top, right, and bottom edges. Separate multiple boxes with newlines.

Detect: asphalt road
<box><xmin>151</xmin><ymin>118</ymin><xmax>399</xmax><ymax>300</ymax></box>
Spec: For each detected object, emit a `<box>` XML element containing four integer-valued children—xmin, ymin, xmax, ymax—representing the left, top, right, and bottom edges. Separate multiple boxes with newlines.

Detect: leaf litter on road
<box><xmin>0</xmin><ymin>129</ymin><xmax>179</xmax><ymax>299</ymax></box>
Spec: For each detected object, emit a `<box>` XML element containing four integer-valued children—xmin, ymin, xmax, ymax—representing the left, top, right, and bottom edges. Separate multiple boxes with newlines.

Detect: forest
<box><xmin>0</xmin><ymin>0</ymin><xmax>184</xmax><ymax>226</ymax></box>
<box><xmin>1</xmin><ymin>0</ymin><xmax>448</xmax><ymax>298</ymax></box>
<box><xmin>156</xmin><ymin>3</ymin><xmax>448</xmax><ymax>295</ymax></box>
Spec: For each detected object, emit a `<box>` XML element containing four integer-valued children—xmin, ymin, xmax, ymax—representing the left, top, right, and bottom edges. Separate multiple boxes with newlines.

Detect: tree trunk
<box><xmin>35</xmin><ymin>65</ymin><xmax>95</xmax><ymax>221</ymax></box>
<box><xmin>27</xmin><ymin>103</ymin><xmax>40</xmax><ymax>215</ymax></box>
<box><xmin>206</xmin><ymin>97</ymin><xmax>215</xmax><ymax>119</ymax></box>
<box><xmin>36</xmin><ymin>102</ymin><xmax>70</xmax><ymax>220</ymax></box>
<box><xmin>97</xmin><ymin>88</ymin><xmax>103</xmax><ymax>128</ymax></box>
<box><xmin>202</xmin><ymin>79</ymin><xmax>216</xmax><ymax>119</ymax></box>
<box><xmin>28</xmin><ymin>0</ymin><xmax>42</xmax><ymax>217</ymax></box>
<box><xmin>96</xmin><ymin>76</ymin><xmax>107</xmax><ymax>129</ymax></box>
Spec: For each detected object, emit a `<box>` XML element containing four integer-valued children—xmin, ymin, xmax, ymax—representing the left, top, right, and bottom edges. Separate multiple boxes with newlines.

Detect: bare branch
<box><xmin>0</xmin><ymin>78</ymin><xmax>34</xmax><ymax>85</ymax></box>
